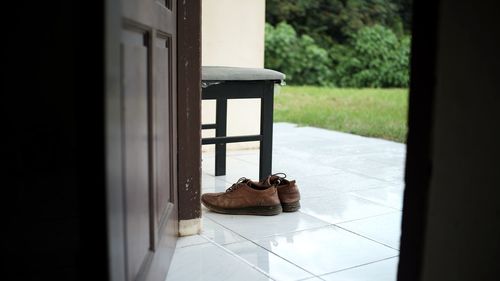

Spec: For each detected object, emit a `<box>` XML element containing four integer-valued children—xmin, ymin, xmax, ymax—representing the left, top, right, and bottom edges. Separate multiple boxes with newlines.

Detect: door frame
<box><xmin>104</xmin><ymin>0</ymin><xmax>201</xmax><ymax>280</ymax></box>
<box><xmin>397</xmin><ymin>0</ymin><xmax>439</xmax><ymax>280</ymax></box>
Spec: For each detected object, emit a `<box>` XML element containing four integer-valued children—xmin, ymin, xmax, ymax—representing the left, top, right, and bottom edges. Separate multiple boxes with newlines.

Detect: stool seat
<box><xmin>202</xmin><ymin>66</ymin><xmax>285</xmax><ymax>82</ymax></box>
<box><xmin>201</xmin><ymin>66</ymin><xmax>285</xmax><ymax>179</ymax></box>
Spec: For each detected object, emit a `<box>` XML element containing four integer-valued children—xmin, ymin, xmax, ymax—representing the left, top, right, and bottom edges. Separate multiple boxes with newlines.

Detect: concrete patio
<box><xmin>166</xmin><ymin>122</ymin><xmax>406</xmax><ymax>281</ymax></box>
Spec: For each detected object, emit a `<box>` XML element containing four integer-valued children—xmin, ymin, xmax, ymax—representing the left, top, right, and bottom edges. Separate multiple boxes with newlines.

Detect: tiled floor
<box><xmin>166</xmin><ymin>123</ymin><xmax>405</xmax><ymax>281</ymax></box>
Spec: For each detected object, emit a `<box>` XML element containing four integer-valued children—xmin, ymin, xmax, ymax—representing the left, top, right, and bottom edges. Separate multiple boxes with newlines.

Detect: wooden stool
<box><xmin>201</xmin><ymin>66</ymin><xmax>285</xmax><ymax>179</ymax></box>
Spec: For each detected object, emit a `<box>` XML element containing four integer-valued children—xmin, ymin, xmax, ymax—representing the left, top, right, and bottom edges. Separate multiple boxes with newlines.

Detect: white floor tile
<box><xmin>299</xmin><ymin>278</ymin><xmax>324</xmax><ymax>281</ymax></box>
<box><xmin>297</xmin><ymin>172</ymin><xmax>397</xmax><ymax>198</ymax></box>
<box><xmin>360</xmin><ymin>152</ymin><xmax>406</xmax><ymax>167</ymax></box>
<box><xmin>202</xmin><ymin>209</ymin><xmax>329</xmax><ymax>240</ymax></box>
<box><xmin>202</xmin><ymin>173</ymin><xmax>231</xmax><ymax>191</ymax></box>
<box><xmin>300</xmin><ymin>193</ymin><xmax>396</xmax><ymax>224</ymax></box>
<box><xmin>225</xmin><ymin>240</ymin><xmax>315</xmax><ymax>281</ymax></box>
<box><xmin>254</xmin><ymin>226</ymin><xmax>398</xmax><ymax>276</ymax></box>
<box><xmin>337</xmin><ymin>212</ymin><xmax>402</xmax><ymax>250</ymax></box>
<box><xmin>272</xmin><ymin>155</ymin><xmax>342</xmax><ymax>179</ymax></box>
<box><xmin>349</xmin><ymin>187</ymin><xmax>404</xmax><ymax>210</ymax></box>
<box><xmin>203</xmin><ymin>156</ymin><xmax>260</xmax><ymax>182</ymax></box>
<box><xmin>231</xmin><ymin>153</ymin><xmax>260</xmax><ymax>165</ymax></box>
<box><xmin>343</xmin><ymin>164</ymin><xmax>404</xmax><ymax>184</ymax></box>
<box><xmin>320</xmin><ymin>257</ymin><xmax>399</xmax><ymax>281</ymax></box>
<box><xmin>200</xmin><ymin>217</ymin><xmax>247</xmax><ymax>245</ymax></box>
<box><xmin>176</xmin><ymin>234</ymin><xmax>210</xmax><ymax>248</ymax></box>
<box><xmin>166</xmin><ymin>243</ymin><xmax>272</xmax><ymax>281</ymax></box>
<box><xmin>186</xmin><ymin>123</ymin><xmax>406</xmax><ymax>281</ymax></box>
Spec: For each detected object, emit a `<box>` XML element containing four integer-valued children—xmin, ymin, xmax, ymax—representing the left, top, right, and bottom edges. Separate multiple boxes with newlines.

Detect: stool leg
<box><xmin>215</xmin><ymin>98</ymin><xmax>227</xmax><ymax>176</ymax></box>
<box><xmin>259</xmin><ymin>82</ymin><xmax>274</xmax><ymax>180</ymax></box>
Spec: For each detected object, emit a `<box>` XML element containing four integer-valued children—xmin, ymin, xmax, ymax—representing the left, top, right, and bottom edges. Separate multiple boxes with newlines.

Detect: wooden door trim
<box><xmin>397</xmin><ymin>1</ymin><xmax>439</xmax><ymax>280</ymax></box>
<box><xmin>177</xmin><ymin>0</ymin><xmax>202</xmax><ymax>232</ymax></box>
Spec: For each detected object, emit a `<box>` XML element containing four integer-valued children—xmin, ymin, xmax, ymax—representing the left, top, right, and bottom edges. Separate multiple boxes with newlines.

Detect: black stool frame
<box><xmin>201</xmin><ymin>80</ymin><xmax>277</xmax><ymax>180</ymax></box>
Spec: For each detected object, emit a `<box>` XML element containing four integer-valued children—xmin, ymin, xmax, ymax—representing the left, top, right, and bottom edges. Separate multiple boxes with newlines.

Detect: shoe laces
<box><xmin>226</xmin><ymin>177</ymin><xmax>249</xmax><ymax>192</ymax></box>
<box><xmin>269</xmin><ymin>173</ymin><xmax>287</xmax><ymax>186</ymax></box>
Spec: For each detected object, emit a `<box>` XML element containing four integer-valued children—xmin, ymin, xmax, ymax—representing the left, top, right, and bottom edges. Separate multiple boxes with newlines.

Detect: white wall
<box><xmin>201</xmin><ymin>0</ymin><xmax>266</xmax><ymax>151</ymax></box>
<box><xmin>202</xmin><ymin>0</ymin><xmax>265</xmax><ymax>68</ymax></box>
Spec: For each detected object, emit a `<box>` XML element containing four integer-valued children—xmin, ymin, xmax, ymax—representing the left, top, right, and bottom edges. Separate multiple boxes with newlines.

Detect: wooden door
<box><xmin>120</xmin><ymin>0</ymin><xmax>177</xmax><ymax>280</ymax></box>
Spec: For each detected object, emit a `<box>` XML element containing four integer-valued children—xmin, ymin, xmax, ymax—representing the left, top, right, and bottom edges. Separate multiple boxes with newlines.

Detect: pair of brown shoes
<box><xmin>201</xmin><ymin>173</ymin><xmax>301</xmax><ymax>216</ymax></box>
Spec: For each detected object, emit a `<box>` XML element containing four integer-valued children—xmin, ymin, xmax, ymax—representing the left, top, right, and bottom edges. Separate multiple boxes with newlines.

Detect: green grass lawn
<box><xmin>274</xmin><ymin>86</ymin><xmax>409</xmax><ymax>143</ymax></box>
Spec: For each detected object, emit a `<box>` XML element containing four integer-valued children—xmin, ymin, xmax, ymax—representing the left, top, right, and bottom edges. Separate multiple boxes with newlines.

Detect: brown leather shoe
<box><xmin>253</xmin><ymin>173</ymin><xmax>301</xmax><ymax>212</ymax></box>
<box><xmin>201</xmin><ymin>177</ymin><xmax>282</xmax><ymax>216</ymax></box>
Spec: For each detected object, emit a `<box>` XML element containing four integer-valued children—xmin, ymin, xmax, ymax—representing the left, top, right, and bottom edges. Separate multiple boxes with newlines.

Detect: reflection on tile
<box><xmin>349</xmin><ymin>187</ymin><xmax>404</xmax><ymax>210</ymax></box>
<box><xmin>176</xmin><ymin>234</ymin><xmax>210</xmax><ymax>248</ymax></box>
<box><xmin>255</xmin><ymin>226</ymin><xmax>398</xmax><ymax>276</ymax></box>
<box><xmin>202</xmin><ymin>173</ymin><xmax>231</xmax><ymax>192</ymax></box>
<box><xmin>344</xmin><ymin>164</ymin><xmax>404</xmax><ymax>184</ymax></box>
<box><xmin>297</xmin><ymin>172</ymin><xmax>396</xmax><ymax>198</ymax></box>
<box><xmin>225</xmin><ymin>240</ymin><xmax>314</xmax><ymax>281</ymax></box>
<box><xmin>203</xmin><ymin>211</ymin><xmax>329</xmax><ymax>240</ymax></box>
<box><xmin>166</xmin><ymin>243</ymin><xmax>272</xmax><ymax>281</ymax></box>
<box><xmin>337</xmin><ymin>212</ymin><xmax>402</xmax><ymax>249</ymax></box>
<box><xmin>272</xmin><ymin>155</ymin><xmax>342</xmax><ymax>179</ymax></box>
<box><xmin>203</xmin><ymin>156</ymin><xmax>260</xmax><ymax>183</ymax></box>
<box><xmin>300</xmin><ymin>193</ymin><xmax>396</xmax><ymax>224</ymax></box>
<box><xmin>200</xmin><ymin>217</ymin><xmax>246</xmax><ymax>245</ymax></box>
<box><xmin>232</xmin><ymin>153</ymin><xmax>260</xmax><ymax>165</ymax></box>
<box><xmin>320</xmin><ymin>257</ymin><xmax>399</xmax><ymax>281</ymax></box>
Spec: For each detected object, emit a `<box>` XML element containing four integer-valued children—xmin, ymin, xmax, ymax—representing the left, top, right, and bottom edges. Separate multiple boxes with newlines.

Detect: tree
<box><xmin>332</xmin><ymin>25</ymin><xmax>410</xmax><ymax>87</ymax></box>
<box><xmin>266</xmin><ymin>0</ymin><xmax>412</xmax><ymax>47</ymax></box>
<box><xmin>265</xmin><ymin>22</ymin><xmax>333</xmax><ymax>86</ymax></box>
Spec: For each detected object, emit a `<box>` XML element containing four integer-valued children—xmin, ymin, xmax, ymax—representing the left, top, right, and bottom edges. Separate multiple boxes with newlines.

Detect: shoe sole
<box><xmin>282</xmin><ymin>201</ymin><xmax>300</xmax><ymax>212</ymax></box>
<box><xmin>202</xmin><ymin>201</ymin><xmax>282</xmax><ymax>216</ymax></box>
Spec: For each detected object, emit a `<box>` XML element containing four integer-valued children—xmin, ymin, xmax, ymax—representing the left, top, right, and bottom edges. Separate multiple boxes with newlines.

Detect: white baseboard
<box><xmin>179</xmin><ymin>218</ymin><xmax>202</xmax><ymax>236</ymax></box>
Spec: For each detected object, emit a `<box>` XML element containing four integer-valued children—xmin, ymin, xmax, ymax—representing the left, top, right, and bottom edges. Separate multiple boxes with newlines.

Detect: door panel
<box><xmin>107</xmin><ymin>0</ymin><xmax>199</xmax><ymax>280</ymax></box>
<box><xmin>121</xmin><ymin>29</ymin><xmax>151</xmax><ymax>280</ymax></box>
<box><xmin>153</xmin><ymin>34</ymin><xmax>172</xmax><ymax>238</ymax></box>
<box><xmin>119</xmin><ymin>0</ymin><xmax>178</xmax><ymax>280</ymax></box>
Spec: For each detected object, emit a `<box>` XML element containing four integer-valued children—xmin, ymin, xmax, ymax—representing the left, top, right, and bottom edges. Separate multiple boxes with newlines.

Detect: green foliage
<box><xmin>266</xmin><ymin>0</ymin><xmax>411</xmax><ymax>48</ymax></box>
<box><xmin>264</xmin><ymin>0</ymin><xmax>413</xmax><ymax>87</ymax></box>
<box><xmin>265</xmin><ymin>23</ymin><xmax>410</xmax><ymax>87</ymax></box>
<box><xmin>265</xmin><ymin>22</ymin><xmax>333</xmax><ymax>86</ymax></box>
<box><xmin>332</xmin><ymin>25</ymin><xmax>410</xmax><ymax>87</ymax></box>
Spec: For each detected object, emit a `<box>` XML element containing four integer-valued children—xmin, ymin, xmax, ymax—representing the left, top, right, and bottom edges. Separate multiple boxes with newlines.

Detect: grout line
<box><xmin>175</xmin><ymin>235</ymin><xmax>211</xmax><ymax>249</ymax></box>
<box><xmin>316</xmin><ymin>255</ymin><xmax>400</xmax><ymax>278</ymax></box>
<box><xmin>204</xmin><ymin>214</ymin><xmax>323</xmax><ymax>279</ymax></box>
<box><xmin>198</xmin><ymin>216</ymin><xmax>248</xmax><ymax>245</ymax></box>
<box><xmin>201</xmin><ymin>215</ymin><xmax>257</xmax><ymax>243</ymax></box>
<box><xmin>347</xmin><ymin>192</ymin><xmax>403</xmax><ymax>211</ymax></box>
<box><xmin>202</xmin><ymin>216</ymin><xmax>332</xmax><ymax>279</ymax></box>
<box><xmin>204</xmin><ymin>210</ymin><xmax>333</xmax><ymax>246</ymax></box>
<box><xmin>234</xmin><ymin>238</ymin><xmax>320</xmax><ymax>279</ymax></box>
<box><xmin>331</xmin><ymin>166</ymin><xmax>404</xmax><ymax>185</ymax></box>
<box><xmin>200</xmin><ymin>215</ymin><xmax>400</xmax><ymax>280</ymax></box>
<box><xmin>203</xmin><ymin>236</ymin><xmax>278</xmax><ymax>281</ymax></box>
<box><xmin>301</xmin><ymin>191</ymin><xmax>401</xmax><ymax>214</ymax></box>
<box><xmin>333</xmin><ymin>223</ymin><xmax>401</xmax><ymax>251</ymax></box>
<box><xmin>324</xmin><ymin>210</ymin><xmax>399</xmax><ymax>225</ymax></box>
